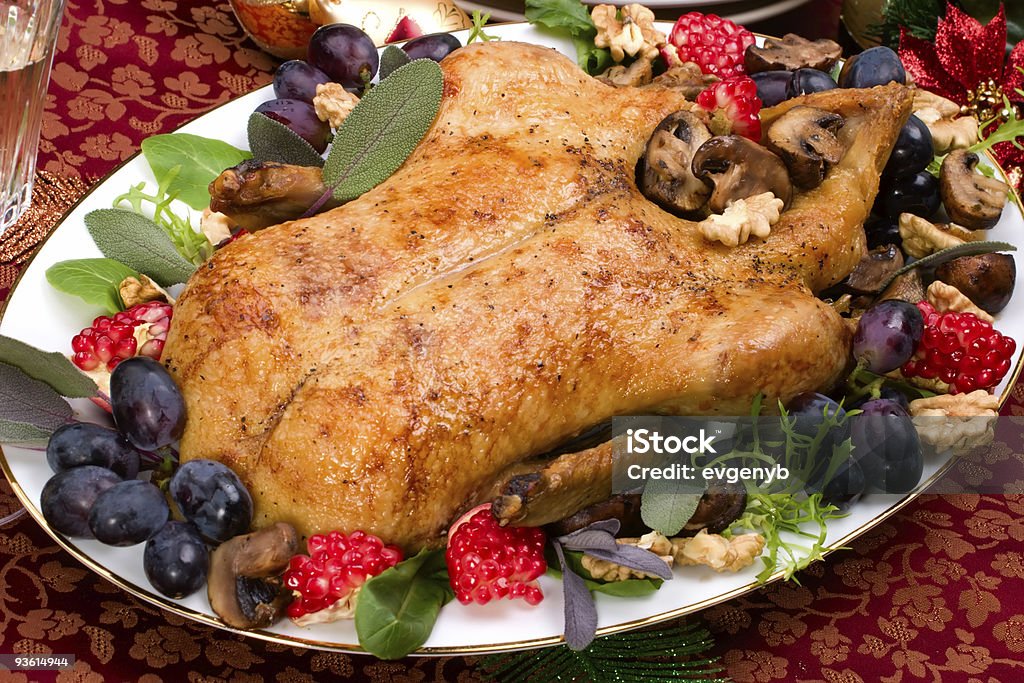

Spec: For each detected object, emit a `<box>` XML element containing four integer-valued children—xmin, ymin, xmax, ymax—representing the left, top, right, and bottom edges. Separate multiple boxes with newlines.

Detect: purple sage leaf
<box><xmin>582</xmin><ymin>544</ymin><xmax>674</xmax><ymax>581</ymax></box>
<box><xmin>553</xmin><ymin>541</ymin><xmax>598</xmax><ymax>652</ymax></box>
<box><xmin>559</xmin><ymin>528</ymin><xmax>619</xmax><ymax>554</ymax></box>
<box><xmin>0</xmin><ymin>363</ymin><xmax>73</xmax><ymax>442</ymax></box>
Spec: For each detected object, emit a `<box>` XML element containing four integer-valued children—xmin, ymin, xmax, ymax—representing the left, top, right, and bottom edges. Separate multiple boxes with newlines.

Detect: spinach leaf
<box><xmin>354</xmin><ymin>548</ymin><xmax>453</xmax><ymax>659</ymax></box>
<box><xmin>45</xmin><ymin>258</ymin><xmax>138</xmax><ymax>314</ymax></box>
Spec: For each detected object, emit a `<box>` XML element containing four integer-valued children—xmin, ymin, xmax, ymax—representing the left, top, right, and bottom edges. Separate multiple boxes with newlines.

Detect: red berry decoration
<box><xmin>697</xmin><ymin>76</ymin><xmax>763</xmax><ymax>140</ymax></box>
<box><xmin>283</xmin><ymin>530</ymin><xmax>402</xmax><ymax>624</ymax></box>
<box><xmin>902</xmin><ymin>302</ymin><xmax>1016</xmax><ymax>394</ymax></box>
<box><xmin>662</xmin><ymin>12</ymin><xmax>755</xmax><ymax>79</ymax></box>
<box><xmin>446</xmin><ymin>504</ymin><xmax>547</xmax><ymax>606</ymax></box>
<box><xmin>71</xmin><ymin>301</ymin><xmax>173</xmax><ymax>372</ymax></box>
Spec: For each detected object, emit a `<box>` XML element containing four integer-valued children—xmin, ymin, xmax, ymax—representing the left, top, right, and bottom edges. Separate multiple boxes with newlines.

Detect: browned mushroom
<box><xmin>692</xmin><ymin>135</ymin><xmax>793</xmax><ymax>212</ymax></box>
<box><xmin>935</xmin><ymin>253</ymin><xmax>1016</xmax><ymax>314</ymax></box>
<box><xmin>939</xmin><ymin>149</ymin><xmax>1010</xmax><ymax>229</ymax></box>
<box><xmin>680</xmin><ymin>480</ymin><xmax>747</xmax><ymax>535</ymax></box>
<box><xmin>208</xmin><ymin>522</ymin><xmax>298</xmax><ymax>629</ymax></box>
<box><xmin>640</xmin><ymin>111</ymin><xmax>713</xmax><ymax>215</ymax></box>
<box><xmin>766</xmin><ymin>106</ymin><xmax>845</xmax><ymax>190</ymax></box>
<box><xmin>645</xmin><ymin>63</ymin><xmax>719</xmax><ymax>100</ymax></box>
<box><xmin>545</xmin><ymin>493</ymin><xmax>647</xmax><ymax>538</ymax></box>
<box><xmin>745</xmin><ymin>34</ymin><xmax>842</xmax><ymax>74</ymax></box>
<box><xmin>879</xmin><ymin>269</ymin><xmax>927</xmax><ymax>304</ymax></box>
<box><xmin>844</xmin><ymin>244</ymin><xmax>905</xmax><ymax>294</ymax></box>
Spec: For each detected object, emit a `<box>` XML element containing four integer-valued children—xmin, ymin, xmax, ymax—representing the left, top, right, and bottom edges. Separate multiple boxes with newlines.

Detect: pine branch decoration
<box><xmin>870</xmin><ymin>0</ymin><xmax>949</xmax><ymax>48</ymax></box>
<box><xmin>476</xmin><ymin>620</ymin><xmax>730</xmax><ymax>683</ymax></box>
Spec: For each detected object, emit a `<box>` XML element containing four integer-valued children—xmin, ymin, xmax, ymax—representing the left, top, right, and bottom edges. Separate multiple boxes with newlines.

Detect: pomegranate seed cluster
<box><xmin>71</xmin><ymin>301</ymin><xmax>173</xmax><ymax>372</ymax></box>
<box><xmin>697</xmin><ymin>76</ymin><xmax>763</xmax><ymax>141</ymax></box>
<box><xmin>902</xmin><ymin>302</ymin><xmax>1016</xmax><ymax>393</ymax></box>
<box><xmin>283</xmin><ymin>530</ymin><xmax>402</xmax><ymax>620</ymax></box>
<box><xmin>445</xmin><ymin>508</ymin><xmax>546</xmax><ymax>606</ymax></box>
<box><xmin>662</xmin><ymin>12</ymin><xmax>755</xmax><ymax>79</ymax></box>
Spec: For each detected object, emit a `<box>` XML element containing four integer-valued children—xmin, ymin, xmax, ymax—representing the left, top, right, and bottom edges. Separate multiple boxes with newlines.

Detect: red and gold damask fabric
<box><xmin>2</xmin><ymin>1</ymin><xmax>1024</xmax><ymax>680</ymax></box>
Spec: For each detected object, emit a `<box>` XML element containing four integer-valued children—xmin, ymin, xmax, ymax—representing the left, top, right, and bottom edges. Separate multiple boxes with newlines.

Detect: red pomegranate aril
<box><xmin>70</xmin><ymin>301</ymin><xmax>174</xmax><ymax>373</ymax></box>
<box><xmin>902</xmin><ymin>302</ymin><xmax>1016</xmax><ymax>393</ymax></box>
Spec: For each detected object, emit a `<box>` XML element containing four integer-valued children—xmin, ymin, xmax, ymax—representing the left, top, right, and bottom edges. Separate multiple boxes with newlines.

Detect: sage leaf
<box><xmin>354</xmin><ymin>548</ymin><xmax>453</xmax><ymax>659</ymax></box>
<box><xmin>46</xmin><ymin>258</ymin><xmax>139</xmax><ymax>314</ymax></box>
<box><xmin>247</xmin><ymin>112</ymin><xmax>325</xmax><ymax>168</ymax></box>
<box><xmin>85</xmin><ymin>208</ymin><xmax>196</xmax><ymax>287</ymax></box>
<box><xmin>322</xmin><ymin>59</ymin><xmax>442</xmax><ymax>203</ymax></box>
<box><xmin>379</xmin><ymin>45</ymin><xmax>411</xmax><ymax>80</ymax></box>
<box><xmin>0</xmin><ymin>336</ymin><xmax>97</xmax><ymax>398</ymax></box>
<box><xmin>881</xmin><ymin>240</ymin><xmax>1016</xmax><ymax>291</ymax></box>
<box><xmin>0</xmin><ymin>363</ymin><xmax>73</xmax><ymax>442</ymax></box>
<box><xmin>141</xmin><ymin>133</ymin><xmax>251</xmax><ymax>209</ymax></box>
<box><xmin>641</xmin><ymin>477</ymin><xmax>705</xmax><ymax>537</ymax></box>
<box><xmin>558</xmin><ymin>527</ymin><xmax>621</xmax><ymax>554</ymax></box>
<box><xmin>552</xmin><ymin>542</ymin><xmax>598</xmax><ymax>651</ymax></box>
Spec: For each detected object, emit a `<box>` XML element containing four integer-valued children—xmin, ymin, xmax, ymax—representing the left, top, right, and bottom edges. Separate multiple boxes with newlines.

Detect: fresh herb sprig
<box><xmin>468</xmin><ymin>11</ymin><xmax>499</xmax><ymax>43</ymax></box>
<box><xmin>525</xmin><ymin>0</ymin><xmax>613</xmax><ymax>75</ymax></box>
<box><xmin>114</xmin><ymin>167</ymin><xmax>212</xmax><ymax>266</ymax></box>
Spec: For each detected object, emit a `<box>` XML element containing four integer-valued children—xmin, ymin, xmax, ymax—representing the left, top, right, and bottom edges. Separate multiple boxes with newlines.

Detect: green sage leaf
<box><xmin>322</xmin><ymin>59</ymin><xmax>442</xmax><ymax>203</ymax></box>
<box><xmin>379</xmin><ymin>45</ymin><xmax>411</xmax><ymax>81</ymax></box>
<box><xmin>0</xmin><ymin>363</ymin><xmax>73</xmax><ymax>442</ymax></box>
<box><xmin>141</xmin><ymin>133</ymin><xmax>251</xmax><ymax>209</ymax></box>
<box><xmin>881</xmin><ymin>240</ymin><xmax>1017</xmax><ymax>291</ymax></box>
<box><xmin>45</xmin><ymin>258</ymin><xmax>139</xmax><ymax>314</ymax></box>
<box><xmin>354</xmin><ymin>548</ymin><xmax>453</xmax><ymax>659</ymax></box>
<box><xmin>85</xmin><ymin>208</ymin><xmax>196</xmax><ymax>287</ymax></box>
<box><xmin>641</xmin><ymin>478</ymin><xmax>705</xmax><ymax>537</ymax></box>
<box><xmin>0</xmin><ymin>336</ymin><xmax>97</xmax><ymax>398</ymax></box>
<box><xmin>247</xmin><ymin>112</ymin><xmax>325</xmax><ymax>168</ymax></box>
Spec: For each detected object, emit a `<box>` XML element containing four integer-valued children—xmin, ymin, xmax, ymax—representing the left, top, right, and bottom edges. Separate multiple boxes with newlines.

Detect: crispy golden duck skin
<box><xmin>163</xmin><ymin>42</ymin><xmax>913</xmax><ymax>551</ymax></box>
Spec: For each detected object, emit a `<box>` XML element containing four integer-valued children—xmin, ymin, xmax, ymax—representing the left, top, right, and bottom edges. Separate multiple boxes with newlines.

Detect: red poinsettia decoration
<box><xmin>899</xmin><ymin>3</ymin><xmax>1024</xmax><ymax>189</ymax></box>
<box><xmin>898</xmin><ymin>3</ymin><xmax>1024</xmax><ymax>111</ymax></box>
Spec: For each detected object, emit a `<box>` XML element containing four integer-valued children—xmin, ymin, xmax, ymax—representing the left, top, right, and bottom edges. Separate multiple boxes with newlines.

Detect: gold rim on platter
<box><xmin>1</xmin><ymin>24</ymin><xmax>1021</xmax><ymax>655</ymax></box>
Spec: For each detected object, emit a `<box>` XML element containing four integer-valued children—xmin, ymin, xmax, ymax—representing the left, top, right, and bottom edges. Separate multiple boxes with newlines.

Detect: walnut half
<box><xmin>910</xmin><ymin>390</ymin><xmax>1000</xmax><ymax>454</ymax></box>
<box><xmin>591</xmin><ymin>4</ymin><xmax>664</xmax><ymax>63</ymax></box>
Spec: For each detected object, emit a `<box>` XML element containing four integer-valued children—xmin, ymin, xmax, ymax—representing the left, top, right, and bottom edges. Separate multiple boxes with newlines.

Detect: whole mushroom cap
<box><xmin>691</xmin><ymin>135</ymin><xmax>793</xmax><ymax>213</ymax></box>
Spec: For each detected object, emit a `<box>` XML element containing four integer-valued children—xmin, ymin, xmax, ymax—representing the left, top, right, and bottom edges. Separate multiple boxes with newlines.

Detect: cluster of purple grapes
<box><xmin>256</xmin><ymin>24</ymin><xmax>464</xmax><ymax>153</ymax></box>
<box><xmin>40</xmin><ymin>357</ymin><xmax>254</xmax><ymax>599</ymax></box>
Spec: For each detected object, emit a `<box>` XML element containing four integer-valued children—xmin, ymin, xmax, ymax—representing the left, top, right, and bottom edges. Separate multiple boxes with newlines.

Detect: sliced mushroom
<box><xmin>208</xmin><ymin>522</ymin><xmax>298</xmax><ymax>629</ymax></box>
<box><xmin>935</xmin><ymin>253</ymin><xmax>1016</xmax><ymax>314</ymax></box>
<box><xmin>844</xmin><ymin>244</ymin><xmax>904</xmax><ymax>294</ymax></box>
<box><xmin>691</xmin><ymin>135</ymin><xmax>793</xmax><ymax>213</ymax></box>
<box><xmin>597</xmin><ymin>59</ymin><xmax>654</xmax><ymax>87</ymax></box>
<box><xmin>879</xmin><ymin>268</ymin><xmax>927</xmax><ymax>304</ymax></box>
<box><xmin>766</xmin><ymin>106</ymin><xmax>845</xmax><ymax>190</ymax></box>
<box><xmin>646</xmin><ymin>63</ymin><xmax>719</xmax><ymax>100</ymax></box>
<box><xmin>939</xmin><ymin>149</ymin><xmax>1009</xmax><ymax>229</ymax></box>
<box><xmin>640</xmin><ymin>111</ymin><xmax>714</xmax><ymax>214</ymax></box>
<box><xmin>745</xmin><ymin>34</ymin><xmax>842</xmax><ymax>74</ymax></box>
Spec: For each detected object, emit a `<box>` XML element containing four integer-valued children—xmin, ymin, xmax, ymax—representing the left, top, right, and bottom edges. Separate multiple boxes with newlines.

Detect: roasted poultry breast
<box><xmin>163</xmin><ymin>42</ymin><xmax>913</xmax><ymax>550</ymax></box>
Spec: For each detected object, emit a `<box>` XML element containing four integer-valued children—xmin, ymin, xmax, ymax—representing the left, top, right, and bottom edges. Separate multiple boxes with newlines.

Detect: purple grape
<box><xmin>851</xmin><ymin>399</ymin><xmax>922</xmax><ymax>493</ymax></box>
<box><xmin>40</xmin><ymin>466</ymin><xmax>121</xmax><ymax>537</ymax></box>
<box><xmin>110</xmin><ymin>357</ymin><xmax>186</xmax><ymax>451</ymax></box>
<box><xmin>88</xmin><ymin>479</ymin><xmax>169</xmax><ymax>546</ymax></box>
<box><xmin>46</xmin><ymin>422</ymin><xmax>140</xmax><ymax>478</ymax></box>
<box><xmin>852</xmin><ymin>300</ymin><xmax>924</xmax><ymax>373</ymax></box>
<box><xmin>818</xmin><ymin>457</ymin><xmax>865</xmax><ymax>510</ymax></box>
<box><xmin>839</xmin><ymin>46</ymin><xmax>906</xmax><ymax>89</ymax></box>
<box><xmin>864</xmin><ymin>215</ymin><xmax>901</xmax><ymax>250</ymax></box>
<box><xmin>254</xmin><ymin>99</ymin><xmax>331</xmax><ymax>154</ymax></box>
<box><xmin>144</xmin><ymin>521</ymin><xmax>209</xmax><ymax>598</ymax></box>
<box><xmin>876</xmin><ymin>171</ymin><xmax>941</xmax><ymax>220</ymax></box>
<box><xmin>273</xmin><ymin>60</ymin><xmax>332</xmax><ymax>103</ymax></box>
<box><xmin>884</xmin><ymin>115</ymin><xmax>933</xmax><ymax>178</ymax></box>
<box><xmin>751</xmin><ymin>70</ymin><xmax>793</xmax><ymax>107</ymax></box>
<box><xmin>787</xmin><ymin>68</ymin><xmax>837</xmax><ymax>98</ymax></box>
<box><xmin>169</xmin><ymin>459</ymin><xmax>253</xmax><ymax>543</ymax></box>
<box><xmin>402</xmin><ymin>33</ymin><xmax>462</xmax><ymax>62</ymax></box>
<box><xmin>308</xmin><ymin>24</ymin><xmax>378</xmax><ymax>90</ymax></box>
<box><xmin>787</xmin><ymin>391</ymin><xmax>849</xmax><ymax>462</ymax></box>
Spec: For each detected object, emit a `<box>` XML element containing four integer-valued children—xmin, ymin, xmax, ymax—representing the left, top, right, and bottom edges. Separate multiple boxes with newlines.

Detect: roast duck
<box><xmin>163</xmin><ymin>42</ymin><xmax>913</xmax><ymax>551</ymax></box>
